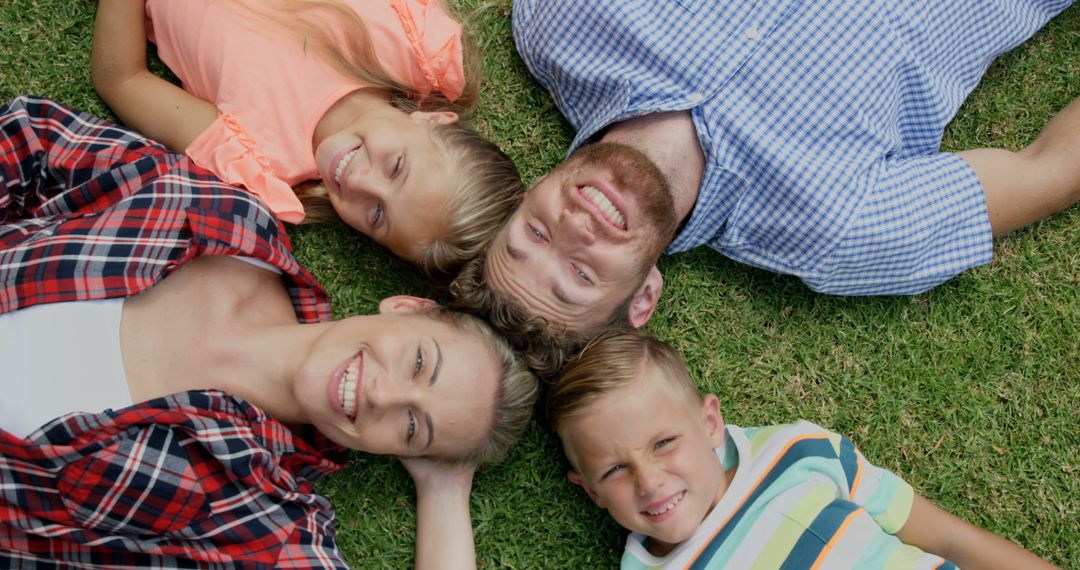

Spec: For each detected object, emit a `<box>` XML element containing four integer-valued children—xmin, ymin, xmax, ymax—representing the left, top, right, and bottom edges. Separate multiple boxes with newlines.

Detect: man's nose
<box><xmin>560</xmin><ymin>204</ymin><xmax>596</xmax><ymax>246</ymax></box>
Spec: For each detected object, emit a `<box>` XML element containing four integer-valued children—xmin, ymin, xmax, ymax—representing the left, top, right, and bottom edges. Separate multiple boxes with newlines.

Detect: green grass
<box><xmin>3</xmin><ymin>1</ymin><xmax>1078</xmax><ymax>568</ymax></box>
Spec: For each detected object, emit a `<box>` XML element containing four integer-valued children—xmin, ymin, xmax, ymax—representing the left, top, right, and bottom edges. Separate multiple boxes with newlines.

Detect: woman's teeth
<box><xmin>334</xmin><ymin>148</ymin><xmax>360</xmax><ymax>185</ymax></box>
<box><xmin>582</xmin><ymin>185</ymin><xmax>626</xmax><ymax>228</ymax></box>
<box><xmin>339</xmin><ymin>360</ymin><xmax>359</xmax><ymax>417</ymax></box>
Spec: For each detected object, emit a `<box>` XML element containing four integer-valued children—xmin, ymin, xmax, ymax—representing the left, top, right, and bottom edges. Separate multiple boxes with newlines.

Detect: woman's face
<box><xmin>293</xmin><ymin>297</ymin><xmax>499</xmax><ymax>459</ymax></box>
<box><xmin>314</xmin><ymin>110</ymin><xmax>460</xmax><ymax>263</ymax></box>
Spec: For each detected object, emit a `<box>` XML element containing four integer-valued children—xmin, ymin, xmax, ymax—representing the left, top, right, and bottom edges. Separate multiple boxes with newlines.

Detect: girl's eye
<box><xmin>601</xmin><ymin>464</ymin><xmax>624</xmax><ymax>480</ymax></box>
<box><xmin>528</xmin><ymin>224</ymin><xmax>546</xmax><ymax>241</ymax></box>
<box><xmin>407</xmin><ymin>411</ymin><xmax>417</xmax><ymax>442</ymax></box>
<box><xmin>574</xmin><ymin>265</ymin><xmax>594</xmax><ymax>285</ymax></box>
<box><xmin>656</xmin><ymin>437</ymin><xmax>676</xmax><ymax>450</ymax></box>
<box><xmin>371</xmin><ymin>204</ymin><xmax>384</xmax><ymax>228</ymax></box>
<box><xmin>413</xmin><ymin>347</ymin><xmax>424</xmax><ymax>377</ymax></box>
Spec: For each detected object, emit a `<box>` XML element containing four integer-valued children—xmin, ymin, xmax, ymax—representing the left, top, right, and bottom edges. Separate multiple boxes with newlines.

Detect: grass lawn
<box><xmin>2</xmin><ymin>1</ymin><xmax>1078</xmax><ymax>568</ymax></box>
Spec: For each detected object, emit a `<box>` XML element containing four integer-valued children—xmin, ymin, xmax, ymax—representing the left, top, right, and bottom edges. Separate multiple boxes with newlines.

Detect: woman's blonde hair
<box><xmin>420</xmin><ymin>305</ymin><xmax>540</xmax><ymax>465</ymax></box>
<box><xmin>248</xmin><ymin>0</ymin><xmax>523</xmax><ymax>275</ymax></box>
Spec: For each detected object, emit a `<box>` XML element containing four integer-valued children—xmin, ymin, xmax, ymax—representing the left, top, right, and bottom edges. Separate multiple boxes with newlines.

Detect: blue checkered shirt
<box><xmin>513</xmin><ymin>0</ymin><xmax>1072</xmax><ymax>295</ymax></box>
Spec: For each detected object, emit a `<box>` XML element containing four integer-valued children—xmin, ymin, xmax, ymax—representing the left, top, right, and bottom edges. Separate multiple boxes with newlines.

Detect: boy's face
<box><xmin>559</xmin><ymin>365</ymin><xmax>729</xmax><ymax>554</ymax></box>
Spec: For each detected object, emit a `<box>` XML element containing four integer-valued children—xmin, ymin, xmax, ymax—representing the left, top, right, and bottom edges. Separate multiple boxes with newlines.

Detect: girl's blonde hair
<box><xmin>249</xmin><ymin>0</ymin><xmax>523</xmax><ymax>275</ymax></box>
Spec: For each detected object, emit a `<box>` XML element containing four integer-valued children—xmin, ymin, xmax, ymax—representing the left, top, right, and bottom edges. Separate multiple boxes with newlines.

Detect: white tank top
<box><xmin>0</xmin><ymin>298</ymin><xmax>130</xmax><ymax>438</ymax></box>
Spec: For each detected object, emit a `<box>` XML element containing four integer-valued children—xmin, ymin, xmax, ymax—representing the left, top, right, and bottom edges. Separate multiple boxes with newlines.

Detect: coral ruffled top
<box><xmin>145</xmin><ymin>0</ymin><xmax>465</xmax><ymax>223</ymax></box>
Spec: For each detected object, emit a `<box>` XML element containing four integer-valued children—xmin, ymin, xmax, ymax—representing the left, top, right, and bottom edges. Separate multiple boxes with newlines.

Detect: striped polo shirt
<box><xmin>622</xmin><ymin>422</ymin><xmax>955</xmax><ymax>569</ymax></box>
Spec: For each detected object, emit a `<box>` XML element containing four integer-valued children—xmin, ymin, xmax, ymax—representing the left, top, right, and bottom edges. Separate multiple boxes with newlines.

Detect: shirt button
<box><xmin>745</xmin><ymin>26</ymin><xmax>761</xmax><ymax>40</ymax></box>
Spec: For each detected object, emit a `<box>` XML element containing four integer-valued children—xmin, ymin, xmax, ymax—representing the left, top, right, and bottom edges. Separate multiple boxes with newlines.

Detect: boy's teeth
<box><xmin>334</xmin><ymin>149</ymin><xmax>359</xmax><ymax>185</ymax></box>
<box><xmin>582</xmin><ymin>185</ymin><xmax>626</xmax><ymax>228</ymax></box>
<box><xmin>645</xmin><ymin>492</ymin><xmax>683</xmax><ymax>516</ymax></box>
<box><xmin>339</xmin><ymin>360</ymin><xmax>359</xmax><ymax>417</ymax></box>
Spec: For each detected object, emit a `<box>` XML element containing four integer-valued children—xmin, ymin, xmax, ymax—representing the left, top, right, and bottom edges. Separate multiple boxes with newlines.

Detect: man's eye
<box><xmin>414</xmin><ymin>347</ymin><xmax>424</xmax><ymax>377</ymax></box>
<box><xmin>372</xmin><ymin>204</ymin><xmax>384</xmax><ymax>228</ymax></box>
<box><xmin>407</xmin><ymin>411</ymin><xmax>416</xmax><ymax>441</ymax></box>
<box><xmin>575</xmin><ymin>266</ymin><xmax>593</xmax><ymax>285</ymax></box>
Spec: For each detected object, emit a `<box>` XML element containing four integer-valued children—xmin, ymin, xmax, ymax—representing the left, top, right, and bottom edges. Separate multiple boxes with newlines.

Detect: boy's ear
<box><xmin>410</xmin><ymin>110</ymin><xmax>459</xmax><ymax>126</ymax></box>
<box><xmin>568</xmin><ymin>470</ymin><xmax>605</xmax><ymax>508</ymax></box>
<box><xmin>627</xmin><ymin>266</ymin><xmax>664</xmax><ymax>328</ymax></box>
<box><xmin>378</xmin><ymin>295</ymin><xmax>438</xmax><ymax>315</ymax></box>
<box><xmin>701</xmin><ymin>394</ymin><xmax>726</xmax><ymax>449</ymax></box>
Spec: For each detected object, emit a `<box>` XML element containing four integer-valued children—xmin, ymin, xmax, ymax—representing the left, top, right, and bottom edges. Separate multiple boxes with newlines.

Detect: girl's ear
<box><xmin>410</xmin><ymin>111</ymin><xmax>459</xmax><ymax>126</ymax></box>
<box><xmin>378</xmin><ymin>295</ymin><xmax>438</xmax><ymax>315</ymax></box>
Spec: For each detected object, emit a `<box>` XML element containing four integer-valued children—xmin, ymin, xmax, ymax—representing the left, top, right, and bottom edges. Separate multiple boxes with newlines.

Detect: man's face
<box><xmin>485</xmin><ymin>143</ymin><xmax>677</xmax><ymax>332</ymax></box>
<box><xmin>560</xmin><ymin>366</ymin><xmax>728</xmax><ymax>555</ymax></box>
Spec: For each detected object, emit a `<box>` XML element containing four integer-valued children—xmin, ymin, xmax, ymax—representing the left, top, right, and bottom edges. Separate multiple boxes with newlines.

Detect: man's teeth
<box><xmin>334</xmin><ymin>149</ymin><xmax>359</xmax><ymax>185</ymax></box>
<box><xmin>582</xmin><ymin>186</ymin><xmax>626</xmax><ymax>228</ymax></box>
<box><xmin>339</xmin><ymin>360</ymin><xmax>358</xmax><ymax>417</ymax></box>
<box><xmin>646</xmin><ymin>492</ymin><xmax>683</xmax><ymax>516</ymax></box>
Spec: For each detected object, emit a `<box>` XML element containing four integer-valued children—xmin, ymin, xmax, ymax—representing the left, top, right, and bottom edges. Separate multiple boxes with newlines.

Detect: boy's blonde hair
<box><xmin>248</xmin><ymin>0</ymin><xmax>524</xmax><ymax>276</ymax></box>
<box><xmin>546</xmin><ymin>330</ymin><xmax>701</xmax><ymax>434</ymax></box>
<box><xmin>420</xmin><ymin>305</ymin><xmax>540</xmax><ymax>464</ymax></box>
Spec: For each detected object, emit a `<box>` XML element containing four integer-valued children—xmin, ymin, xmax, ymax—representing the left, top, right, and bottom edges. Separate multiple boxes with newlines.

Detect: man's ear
<box><xmin>410</xmin><ymin>110</ymin><xmax>459</xmax><ymax>126</ymax></box>
<box><xmin>627</xmin><ymin>265</ymin><xmax>664</xmax><ymax>328</ymax></box>
<box><xmin>701</xmin><ymin>394</ymin><xmax>726</xmax><ymax>449</ymax></box>
<box><xmin>568</xmin><ymin>470</ymin><xmax>605</xmax><ymax>508</ymax></box>
<box><xmin>378</xmin><ymin>295</ymin><xmax>438</xmax><ymax>315</ymax></box>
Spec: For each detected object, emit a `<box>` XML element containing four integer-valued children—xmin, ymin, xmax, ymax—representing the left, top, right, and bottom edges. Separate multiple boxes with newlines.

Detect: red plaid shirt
<box><xmin>0</xmin><ymin>97</ymin><xmax>349</xmax><ymax>568</ymax></box>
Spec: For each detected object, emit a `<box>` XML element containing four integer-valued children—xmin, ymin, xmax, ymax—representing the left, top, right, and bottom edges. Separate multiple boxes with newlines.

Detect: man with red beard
<box><xmin>451</xmin><ymin>0</ymin><xmax>1080</xmax><ymax>375</ymax></box>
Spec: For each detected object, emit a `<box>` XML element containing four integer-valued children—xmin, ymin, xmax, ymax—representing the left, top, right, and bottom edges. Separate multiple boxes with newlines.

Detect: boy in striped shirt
<box><xmin>547</xmin><ymin>330</ymin><xmax>1057</xmax><ymax>569</ymax></box>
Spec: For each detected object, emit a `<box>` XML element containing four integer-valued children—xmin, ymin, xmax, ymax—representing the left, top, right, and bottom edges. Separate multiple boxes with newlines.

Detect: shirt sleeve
<box><xmin>0</xmin><ymin>96</ymin><xmax>173</xmax><ymax>223</ymax></box>
<box><xmin>184</xmin><ymin>112</ymin><xmax>306</xmax><ymax>224</ymax></box>
<box><xmin>833</xmin><ymin>431</ymin><xmax>915</xmax><ymax>535</ymax></box>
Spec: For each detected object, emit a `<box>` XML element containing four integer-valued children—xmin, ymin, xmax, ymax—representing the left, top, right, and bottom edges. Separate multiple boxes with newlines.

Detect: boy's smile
<box><xmin>558</xmin><ymin>364</ymin><xmax>732</xmax><ymax>556</ymax></box>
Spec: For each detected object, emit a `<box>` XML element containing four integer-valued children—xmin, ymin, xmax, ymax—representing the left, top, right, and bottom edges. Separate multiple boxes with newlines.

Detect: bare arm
<box><xmin>401</xmin><ymin>457</ymin><xmax>478</xmax><ymax>570</ymax></box>
<box><xmin>91</xmin><ymin>0</ymin><xmax>218</xmax><ymax>151</ymax></box>
<box><xmin>896</xmin><ymin>493</ymin><xmax>1059</xmax><ymax>570</ymax></box>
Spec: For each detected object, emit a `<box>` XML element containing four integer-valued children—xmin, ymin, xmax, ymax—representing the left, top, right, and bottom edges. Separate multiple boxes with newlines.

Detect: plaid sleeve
<box><xmin>0</xmin><ymin>95</ymin><xmax>174</xmax><ymax>223</ymax></box>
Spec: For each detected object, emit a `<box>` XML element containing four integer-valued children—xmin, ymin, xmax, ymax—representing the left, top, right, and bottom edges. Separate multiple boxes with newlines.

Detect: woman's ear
<box><xmin>410</xmin><ymin>111</ymin><xmax>459</xmax><ymax>126</ymax></box>
<box><xmin>378</xmin><ymin>295</ymin><xmax>438</xmax><ymax>315</ymax></box>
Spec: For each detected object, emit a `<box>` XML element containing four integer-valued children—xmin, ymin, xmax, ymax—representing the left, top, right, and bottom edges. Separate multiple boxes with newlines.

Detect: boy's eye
<box><xmin>601</xmin><ymin>464</ymin><xmax>624</xmax><ymax>480</ymax></box>
<box><xmin>655</xmin><ymin>437</ymin><xmax>676</xmax><ymax>450</ymax></box>
<box><xmin>406</xmin><ymin>411</ymin><xmax>417</xmax><ymax>442</ymax></box>
<box><xmin>392</xmin><ymin>156</ymin><xmax>403</xmax><ymax>177</ymax></box>
<box><xmin>371</xmin><ymin>204</ymin><xmax>384</xmax><ymax>228</ymax></box>
<box><xmin>413</xmin><ymin>347</ymin><xmax>424</xmax><ymax>377</ymax></box>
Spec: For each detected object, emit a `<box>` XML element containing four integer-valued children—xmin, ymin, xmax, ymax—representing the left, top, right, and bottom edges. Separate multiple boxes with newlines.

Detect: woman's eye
<box><xmin>407</xmin><ymin>411</ymin><xmax>417</xmax><ymax>441</ymax></box>
<box><xmin>528</xmin><ymin>224</ymin><xmax>546</xmax><ymax>241</ymax></box>
<box><xmin>575</xmin><ymin>266</ymin><xmax>594</xmax><ymax>285</ymax></box>
<box><xmin>371</xmin><ymin>204</ymin><xmax>384</xmax><ymax>228</ymax></box>
<box><xmin>413</xmin><ymin>347</ymin><xmax>424</xmax><ymax>377</ymax></box>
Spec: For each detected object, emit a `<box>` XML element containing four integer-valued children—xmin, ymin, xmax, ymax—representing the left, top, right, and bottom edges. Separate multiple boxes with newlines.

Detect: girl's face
<box><xmin>314</xmin><ymin>111</ymin><xmax>460</xmax><ymax>262</ymax></box>
<box><xmin>293</xmin><ymin>296</ymin><xmax>500</xmax><ymax>459</ymax></box>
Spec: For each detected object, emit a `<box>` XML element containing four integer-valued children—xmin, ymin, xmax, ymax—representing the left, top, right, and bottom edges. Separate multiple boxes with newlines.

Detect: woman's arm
<box><xmin>91</xmin><ymin>0</ymin><xmax>217</xmax><ymax>151</ymax></box>
<box><xmin>896</xmin><ymin>493</ymin><xmax>1059</xmax><ymax>569</ymax></box>
<box><xmin>400</xmin><ymin>457</ymin><xmax>478</xmax><ymax>570</ymax></box>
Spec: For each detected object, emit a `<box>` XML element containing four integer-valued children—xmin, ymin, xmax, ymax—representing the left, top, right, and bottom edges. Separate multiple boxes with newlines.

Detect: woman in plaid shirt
<box><xmin>0</xmin><ymin>96</ymin><xmax>538</xmax><ymax>569</ymax></box>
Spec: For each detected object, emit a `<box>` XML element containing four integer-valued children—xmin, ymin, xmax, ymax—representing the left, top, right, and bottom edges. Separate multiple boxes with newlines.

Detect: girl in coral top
<box><xmin>92</xmin><ymin>0</ymin><xmax>522</xmax><ymax>275</ymax></box>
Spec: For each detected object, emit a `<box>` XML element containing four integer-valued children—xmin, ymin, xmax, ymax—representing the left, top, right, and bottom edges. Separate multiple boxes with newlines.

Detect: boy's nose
<box><xmin>635</xmin><ymin>465</ymin><xmax>663</xmax><ymax>496</ymax></box>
